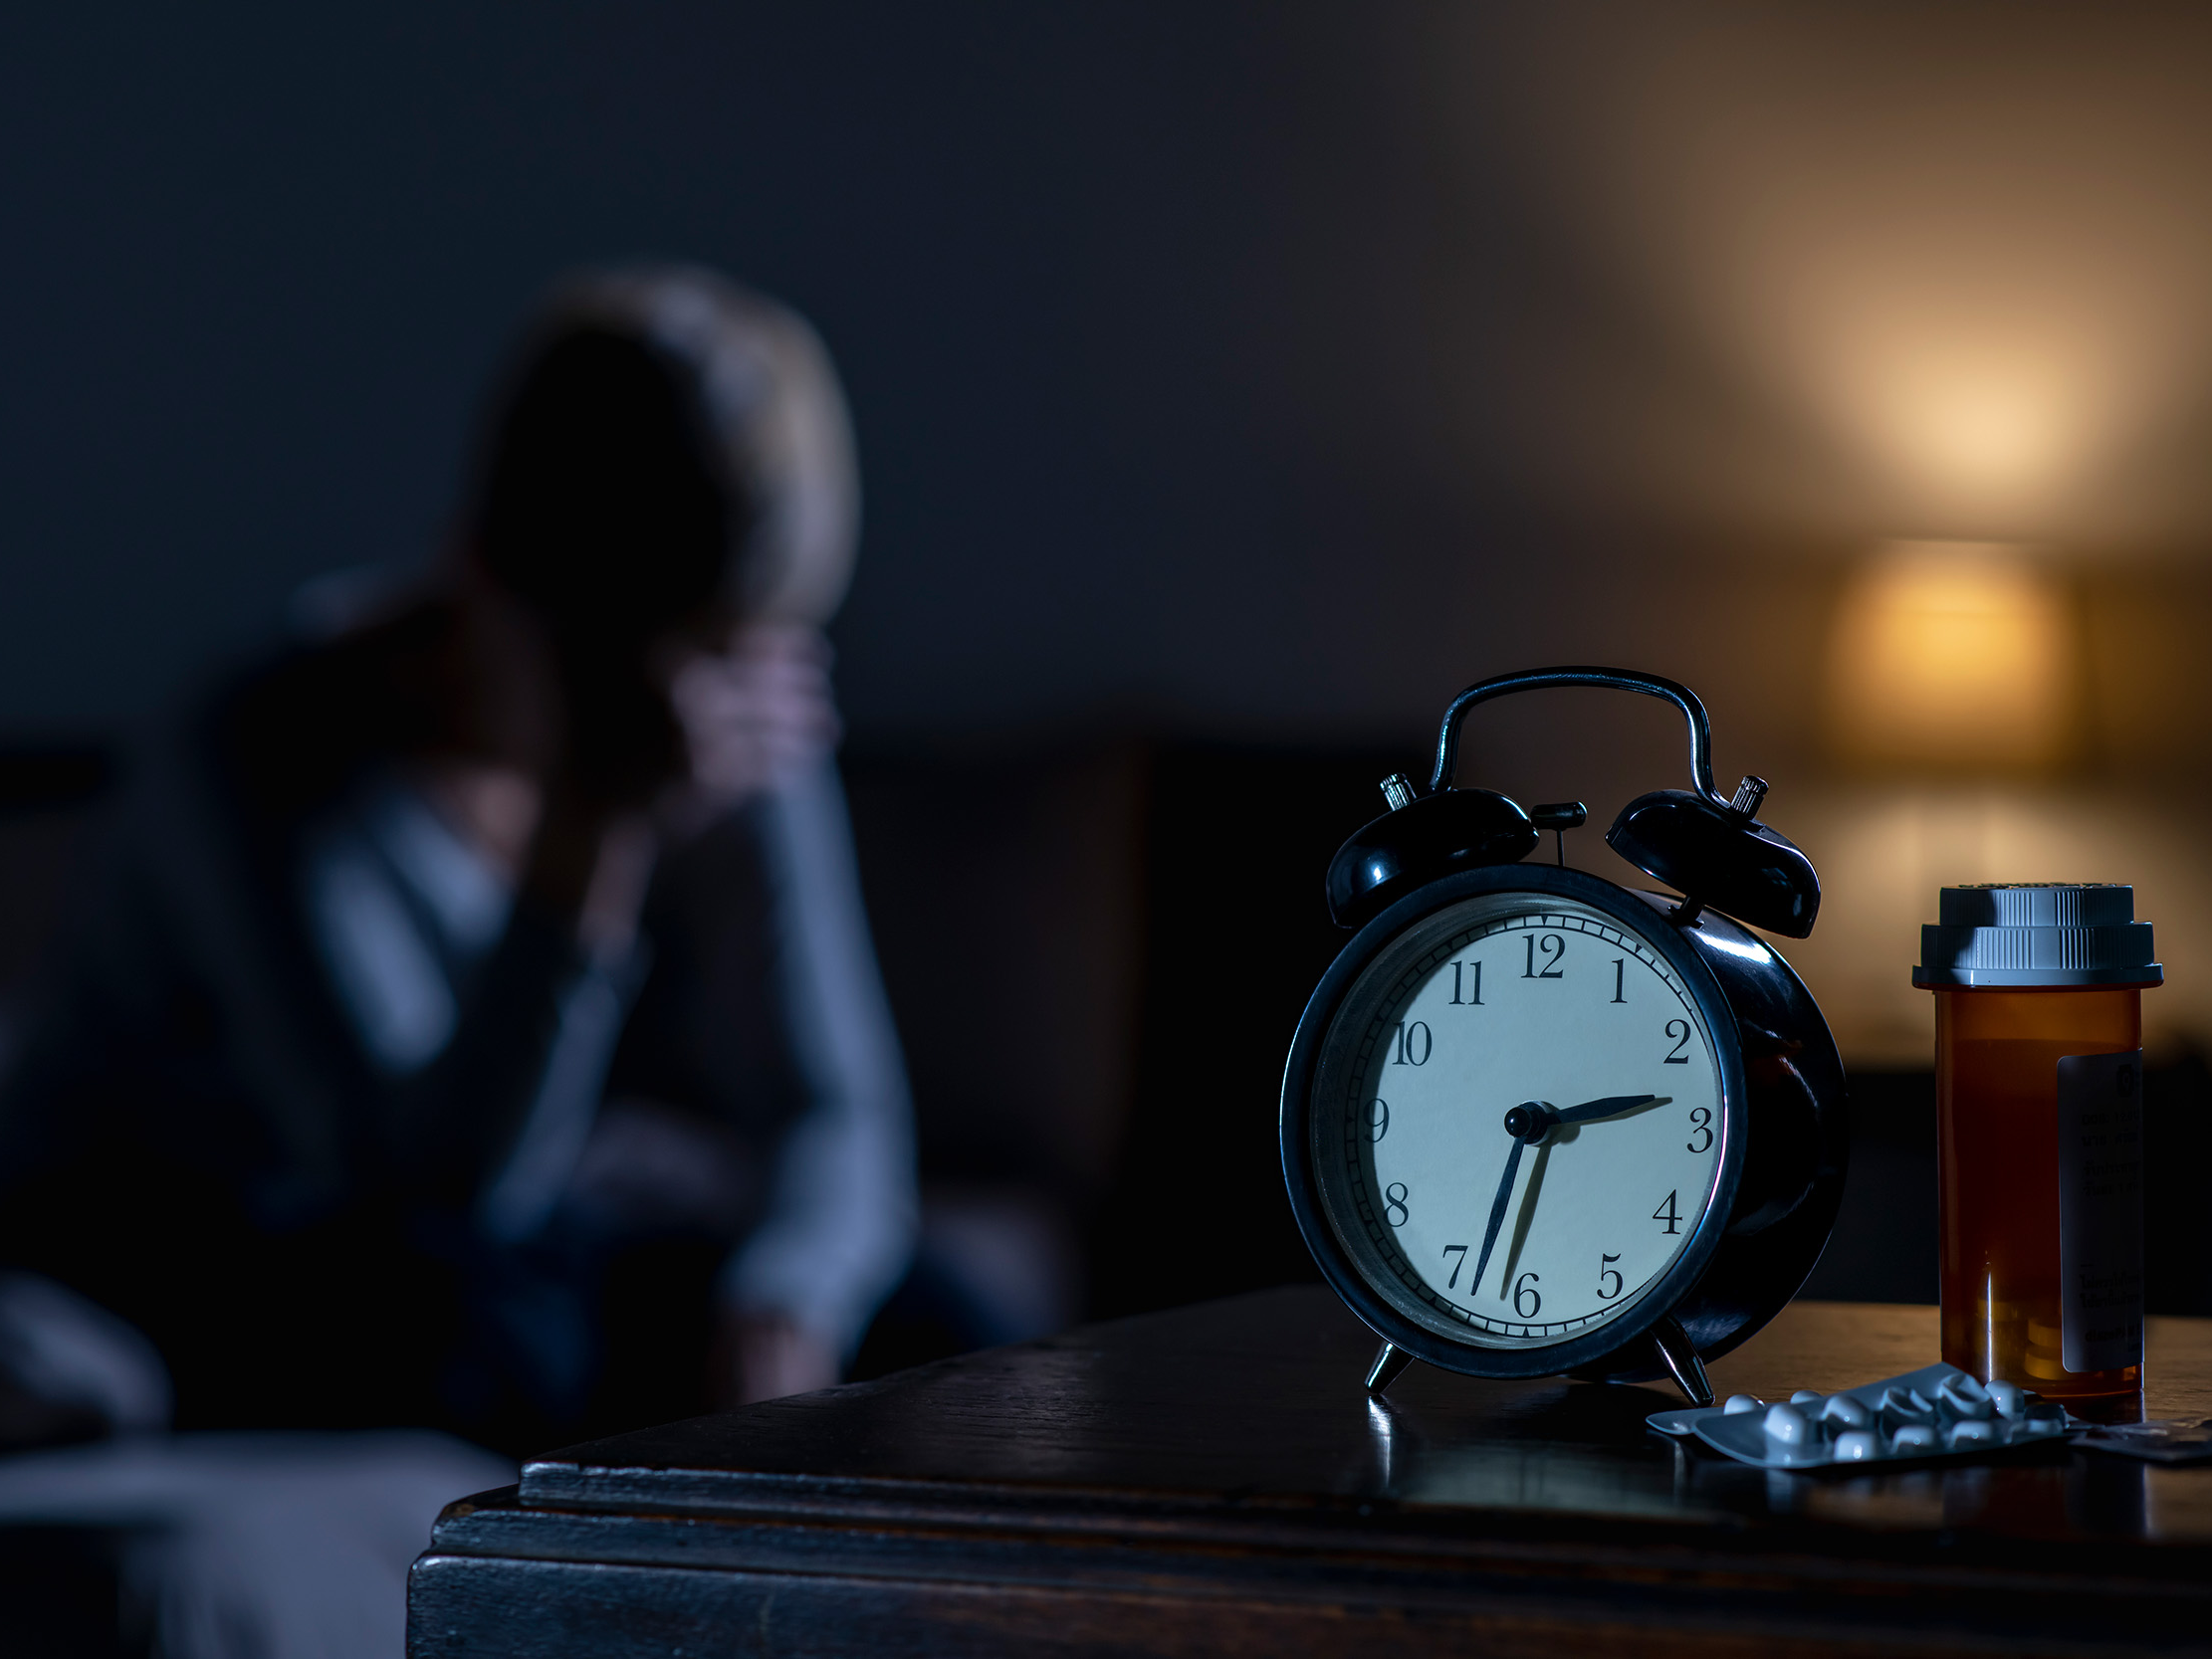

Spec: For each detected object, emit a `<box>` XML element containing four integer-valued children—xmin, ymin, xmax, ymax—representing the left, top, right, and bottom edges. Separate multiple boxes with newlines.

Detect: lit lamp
<box><xmin>1825</xmin><ymin>540</ymin><xmax>2080</xmax><ymax>770</ymax></box>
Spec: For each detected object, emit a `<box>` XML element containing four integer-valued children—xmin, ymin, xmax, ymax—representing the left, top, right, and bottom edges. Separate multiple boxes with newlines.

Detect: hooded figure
<box><xmin>0</xmin><ymin>267</ymin><xmax>917</xmax><ymax>1451</ymax></box>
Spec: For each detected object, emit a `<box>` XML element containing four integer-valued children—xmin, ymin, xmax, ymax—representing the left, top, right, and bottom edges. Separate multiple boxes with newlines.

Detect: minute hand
<box><xmin>1468</xmin><ymin>1136</ymin><xmax>1527</xmax><ymax>1299</ymax></box>
<box><xmin>1552</xmin><ymin>1093</ymin><xmax>1664</xmax><ymax>1126</ymax></box>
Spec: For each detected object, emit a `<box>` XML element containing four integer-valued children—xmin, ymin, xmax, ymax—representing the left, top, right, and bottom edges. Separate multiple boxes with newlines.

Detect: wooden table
<box><xmin>409</xmin><ymin>1290</ymin><xmax>2212</xmax><ymax>1656</ymax></box>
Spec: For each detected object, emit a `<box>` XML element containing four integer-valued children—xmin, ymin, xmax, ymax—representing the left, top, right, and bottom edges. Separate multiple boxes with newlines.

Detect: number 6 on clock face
<box><xmin>1312</xmin><ymin>892</ymin><xmax>1727</xmax><ymax>1349</ymax></box>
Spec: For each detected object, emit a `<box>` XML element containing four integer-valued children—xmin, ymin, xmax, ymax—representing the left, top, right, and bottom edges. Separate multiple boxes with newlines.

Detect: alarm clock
<box><xmin>1279</xmin><ymin>667</ymin><xmax>1847</xmax><ymax>1405</ymax></box>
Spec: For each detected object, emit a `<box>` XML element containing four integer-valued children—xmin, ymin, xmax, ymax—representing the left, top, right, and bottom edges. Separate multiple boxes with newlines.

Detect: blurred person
<box><xmin>0</xmin><ymin>266</ymin><xmax>916</xmax><ymax>1454</ymax></box>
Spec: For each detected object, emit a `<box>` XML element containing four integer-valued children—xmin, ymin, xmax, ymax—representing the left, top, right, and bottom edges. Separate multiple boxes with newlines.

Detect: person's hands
<box><xmin>432</xmin><ymin>593</ymin><xmax>838</xmax><ymax>946</ymax></box>
<box><xmin>667</xmin><ymin>624</ymin><xmax>840</xmax><ymax>810</ymax></box>
<box><xmin>712</xmin><ymin>1309</ymin><xmax>841</xmax><ymax>1407</ymax></box>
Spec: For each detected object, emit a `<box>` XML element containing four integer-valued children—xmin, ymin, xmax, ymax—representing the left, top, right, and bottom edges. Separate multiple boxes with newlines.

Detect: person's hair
<box><xmin>472</xmin><ymin>322</ymin><xmax>745</xmax><ymax>642</ymax></box>
<box><xmin>467</xmin><ymin>265</ymin><xmax>861</xmax><ymax>637</ymax></box>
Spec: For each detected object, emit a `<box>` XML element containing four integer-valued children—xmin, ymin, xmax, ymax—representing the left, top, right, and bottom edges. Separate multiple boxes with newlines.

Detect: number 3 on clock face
<box><xmin>1316</xmin><ymin>893</ymin><xmax>1727</xmax><ymax>1349</ymax></box>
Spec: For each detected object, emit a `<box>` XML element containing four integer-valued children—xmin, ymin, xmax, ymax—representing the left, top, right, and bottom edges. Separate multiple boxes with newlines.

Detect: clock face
<box><xmin>1310</xmin><ymin>891</ymin><xmax>1727</xmax><ymax>1350</ymax></box>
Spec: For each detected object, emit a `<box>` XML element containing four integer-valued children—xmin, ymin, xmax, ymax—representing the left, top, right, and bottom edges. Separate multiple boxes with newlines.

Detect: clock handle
<box><xmin>1426</xmin><ymin>666</ymin><xmax>1730</xmax><ymax>809</ymax></box>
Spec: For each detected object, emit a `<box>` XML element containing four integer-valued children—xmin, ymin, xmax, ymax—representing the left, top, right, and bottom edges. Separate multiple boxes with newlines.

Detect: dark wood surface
<box><xmin>410</xmin><ymin>1290</ymin><xmax>2212</xmax><ymax>1656</ymax></box>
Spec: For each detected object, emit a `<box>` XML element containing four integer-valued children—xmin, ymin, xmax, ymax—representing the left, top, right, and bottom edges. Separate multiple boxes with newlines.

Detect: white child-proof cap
<box><xmin>1912</xmin><ymin>883</ymin><xmax>2161</xmax><ymax>988</ymax></box>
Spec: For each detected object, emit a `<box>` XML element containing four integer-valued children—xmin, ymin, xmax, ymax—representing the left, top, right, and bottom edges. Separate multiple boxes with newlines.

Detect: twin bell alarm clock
<box><xmin>1278</xmin><ymin>667</ymin><xmax>1847</xmax><ymax>1405</ymax></box>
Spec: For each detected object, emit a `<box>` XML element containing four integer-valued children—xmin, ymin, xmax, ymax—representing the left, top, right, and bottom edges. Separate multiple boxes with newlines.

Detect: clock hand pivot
<box><xmin>1501</xmin><ymin>1101</ymin><xmax>1555</xmax><ymax>1143</ymax></box>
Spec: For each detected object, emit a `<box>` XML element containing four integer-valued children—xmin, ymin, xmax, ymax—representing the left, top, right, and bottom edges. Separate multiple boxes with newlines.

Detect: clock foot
<box><xmin>1650</xmin><ymin>1314</ymin><xmax>1713</xmax><ymax>1406</ymax></box>
<box><xmin>1364</xmin><ymin>1342</ymin><xmax>1414</xmax><ymax>1396</ymax></box>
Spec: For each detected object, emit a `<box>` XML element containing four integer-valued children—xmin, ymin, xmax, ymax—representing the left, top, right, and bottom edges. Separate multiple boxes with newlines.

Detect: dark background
<box><xmin>5</xmin><ymin>3</ymin><xmax>2212</xmax><ymax>1364</ymax></box>
<box><xmin>28</xmin><ymin>4</ymin><xmax>2212</xmax><ymax>746</ymax></box>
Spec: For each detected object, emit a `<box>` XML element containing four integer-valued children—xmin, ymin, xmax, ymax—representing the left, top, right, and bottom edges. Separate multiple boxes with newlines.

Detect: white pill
<box><xmin>2012</xmin><ymin>1415</ymin><xmax>2063</xmax><ymax>1440</ymax></box>
<box><xmin>1820</xmin><ymin>1394</ymin><xmax>1873</xmax><ymax>1431</ymax></box>
<box><xmin>1763</xmin><ymin>1403</ymin><xmax>1814</xmax><ymax>1446</ymax></box>
<box><xmin>1947</xmin><ymin>1417</ymin><xmax>2000</xmax><ymax>1448</ymax></box>
<box><xmin>1986</xmin><ymin>1380</ymin><xmax>2029</xmax><ymax>1418</ymax></box>
<box><xmin>1890</xmin><ymin>1422</ymin><xmax>1940</xmax><ymax>1453</ymax></box>
<box><xmin>1879</xmin><ymin>1387</ymin><xmax>1935</xmax><ymax>1427</ymax></box>
<box><xmin>1790</xmin><ymin>1389</ymin><xmax>1824</xmax><ymax>1406</ymax></box>
<box><xmin>1723</xmin><ymin>1394</ymin><xmax>1764</xmax><ymax>1415</ymax></box>
<box><xmin>1938</xmin><ymin>1376</ymin><xmax>1994</xmax><ymax>1421</ymax></box>
<box><xmin>1832</xmin><ymin>1429</ymin><xmax>1880</xmax><ymax>1461</ymax></box>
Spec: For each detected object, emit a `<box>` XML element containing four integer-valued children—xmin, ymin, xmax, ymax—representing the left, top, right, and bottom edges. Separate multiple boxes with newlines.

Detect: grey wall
<box><xmin>15</xmin><ymin>4</ymin><xmax>2212</xmax><ymax>755</ymax></box>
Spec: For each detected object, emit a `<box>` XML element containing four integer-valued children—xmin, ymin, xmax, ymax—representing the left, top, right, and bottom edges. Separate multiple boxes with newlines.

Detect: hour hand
<box><xmin>1553</xmin><ymin>1093</ymin><xmax>1663</xmax><ymax>1127</ymax></box>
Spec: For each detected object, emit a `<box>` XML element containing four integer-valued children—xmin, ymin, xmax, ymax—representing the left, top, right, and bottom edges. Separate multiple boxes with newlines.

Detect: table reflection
<box><xmin>1365</xmin><ymin>1381</ymin><xmax>2185</xmax><ymax>1545</ymax></box>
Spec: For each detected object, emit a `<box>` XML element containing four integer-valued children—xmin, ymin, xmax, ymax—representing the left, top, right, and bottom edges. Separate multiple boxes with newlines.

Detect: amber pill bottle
<box><xmin>1915</xmin><ymin>885</ymin><xmax>2159</xmax><ymax>1409</ymax></box>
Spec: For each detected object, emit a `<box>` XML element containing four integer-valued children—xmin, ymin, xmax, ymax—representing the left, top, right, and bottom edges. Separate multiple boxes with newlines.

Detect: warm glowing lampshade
<box><xmin>1825</xmin><ymin>540</ymin><xmax>2078</xmax><ymax>768</ymax></box>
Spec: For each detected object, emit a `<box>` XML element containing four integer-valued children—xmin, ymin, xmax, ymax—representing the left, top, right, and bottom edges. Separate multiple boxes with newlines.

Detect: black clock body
<box><xmin>1277</xmin><ymin>667</ymin><xmax>1848</xmax><ymax>1396</ymax></box>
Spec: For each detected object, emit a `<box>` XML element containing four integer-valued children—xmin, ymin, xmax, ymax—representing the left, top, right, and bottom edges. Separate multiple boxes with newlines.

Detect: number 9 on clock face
<box><xmin>1309</xmin><ymin>893</ymin><xmax>1726</xmax><ymax>1349</ymax></box>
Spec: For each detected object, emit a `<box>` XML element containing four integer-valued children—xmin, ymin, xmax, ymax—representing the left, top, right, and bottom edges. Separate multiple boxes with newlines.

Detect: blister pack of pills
<box><xmin>1647</xmin><ymin>1362</ymin><xmax>2072</xmax><ymax>1469</ymax></box>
